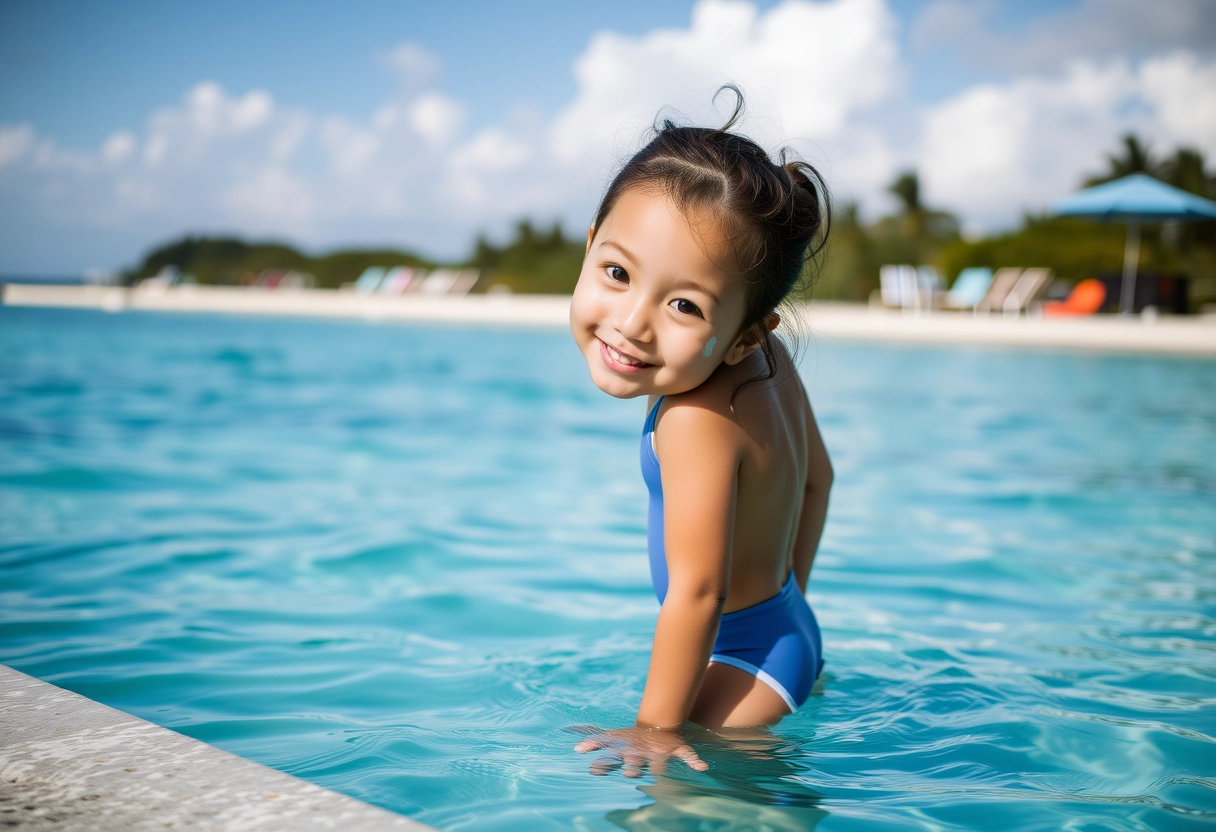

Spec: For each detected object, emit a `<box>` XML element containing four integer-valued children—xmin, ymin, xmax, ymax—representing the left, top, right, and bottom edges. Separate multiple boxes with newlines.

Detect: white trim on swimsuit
<box><xmin>708</xmin><ymin>653</ymin><xmax>799</xmax><ymax>713</ymax></box>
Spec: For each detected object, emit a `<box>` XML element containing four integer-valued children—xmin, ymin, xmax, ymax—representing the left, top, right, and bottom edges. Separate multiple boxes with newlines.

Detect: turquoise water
<box><xmin>2</xmin><ymin>306</ymin><xmax>1214</xmax><ymax>831</ymax></box>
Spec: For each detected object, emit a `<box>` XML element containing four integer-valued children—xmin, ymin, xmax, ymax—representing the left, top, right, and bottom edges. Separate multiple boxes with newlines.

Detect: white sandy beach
<box><xmin>4</xmin><ymin>282</ymin><xmax>1215</xmax><ymax>357</ymax></box>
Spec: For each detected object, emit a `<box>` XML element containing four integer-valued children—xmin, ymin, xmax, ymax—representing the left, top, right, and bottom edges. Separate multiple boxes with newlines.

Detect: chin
<box><xmin>597</xmin><ymin>382</ymin><xmax>646</xmax><ymax>400</ymax></box>
<box><xmin>578</xmin><ymin>344</ymin><xmax>645</xmax><ymax>399</ymax></box>
<box><xmin>588</xmin><ymin>363</ymin><xmax>648</xmax><ymax>399</ymax></box>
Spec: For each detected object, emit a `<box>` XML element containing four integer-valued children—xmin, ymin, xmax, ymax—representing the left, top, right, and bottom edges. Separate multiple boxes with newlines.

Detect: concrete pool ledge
<box><xmin>4</xmin><ymin>283</ymin><xmax>1216</xmax><ymax>357</ymax></box>
<box><xmin>0</xmin><ymin>666</ymin><xmax>433</xmax><ymax>831</ymax></box>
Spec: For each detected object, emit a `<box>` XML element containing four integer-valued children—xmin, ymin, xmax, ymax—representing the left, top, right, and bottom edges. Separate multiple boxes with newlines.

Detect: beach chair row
<box><xmin>350</xmin><ymin>266</ymin><xmax>480</xmax><ymax>297</ymax></box>
<box><xmin>878</xmin><ymin>265</ymin><xmax>1072</xmax><ymax>316</ymax></box>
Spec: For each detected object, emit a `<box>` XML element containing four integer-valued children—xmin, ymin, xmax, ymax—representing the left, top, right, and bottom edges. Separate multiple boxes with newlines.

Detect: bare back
<box><xmin>652</xmin><ymin>340</ymin><xmax>826</xmax><ymax>613</ymax></box>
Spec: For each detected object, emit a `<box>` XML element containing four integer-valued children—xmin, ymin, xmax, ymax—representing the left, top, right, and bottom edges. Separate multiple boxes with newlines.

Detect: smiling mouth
<box><xmin>599</xmin><ymin>339</ymin><xmax>654</xmax><ymax>372</ymax></box>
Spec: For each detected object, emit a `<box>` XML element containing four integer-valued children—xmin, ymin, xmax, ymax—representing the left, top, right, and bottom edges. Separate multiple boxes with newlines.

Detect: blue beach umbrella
<box><xmin>1054</xmin><ymin>173</ymin><xmax>1216</xmax><ymax>313</ymax></box>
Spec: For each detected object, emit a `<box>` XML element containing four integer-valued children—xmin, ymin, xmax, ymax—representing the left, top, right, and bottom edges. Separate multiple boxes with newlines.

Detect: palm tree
<box><xmin>888</xmin><ymin>171</ymin><xmax>920</xmax><ymax>215</ymax></box>
<box><xmin>1157</xmin><ymin>147</ymin><xmax>1216</xmax><ymax>253</ymax></box>
<box><xmin>1084</xmin><ymin>134</ymin><xmax>1158</xmax><ymax>186</ymax></box>
<box><xmin>1159</xmin><ymin>147</ymin><xmax>1214</xmax><ymax>198</ymax></box>
<box><xmin>882</xmin><ymin>170</ymin><xmax>958</xmax><ymax>242</ymax></box>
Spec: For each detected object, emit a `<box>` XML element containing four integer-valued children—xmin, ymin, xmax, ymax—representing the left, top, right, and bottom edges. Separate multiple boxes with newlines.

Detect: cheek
<box><xmin>569</xmin><ymin>272</ymin><xmax>601</xmax><ymax>337</ymax></box>
<box><xmin>662</xmin><ymin>326</ymin><xmax>710</xmax><ymax>366</ymax></box>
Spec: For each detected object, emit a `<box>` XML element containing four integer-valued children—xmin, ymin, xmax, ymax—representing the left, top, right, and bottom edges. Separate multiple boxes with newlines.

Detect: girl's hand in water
<box><xmin>573</xmin><ymin>725</ymin><xmax>708</xmax><ymax>777</ymax></box>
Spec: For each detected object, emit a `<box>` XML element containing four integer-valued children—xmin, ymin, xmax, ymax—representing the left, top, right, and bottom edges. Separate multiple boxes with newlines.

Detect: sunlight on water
<box><xmin>2</xmin><ymin>308</ymin><xmax>1214</xmax><ymax>830</ymax></box>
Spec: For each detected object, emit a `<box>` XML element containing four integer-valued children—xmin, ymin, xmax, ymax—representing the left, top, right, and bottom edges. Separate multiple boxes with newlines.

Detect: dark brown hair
<box><xmin>591</xmin><ymin>86</ymin><xmax>830</xmax><ymax>399</ymax></box>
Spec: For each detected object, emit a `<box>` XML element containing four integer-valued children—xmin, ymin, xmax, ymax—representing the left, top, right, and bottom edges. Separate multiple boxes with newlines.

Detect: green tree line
<box><xmin>128</xmin><ymin>237</ymin><xmax>436</xmax><ymax>289</ymax></box>
<box><xmin>127</xmin><ymin>219</ymin><xmax>587</xmax><ymax>294</ymax></box>
<box><xmin>810</xmin><ymin>134</ymin><xmax>1216</xmax><ymax>309</ymax></box>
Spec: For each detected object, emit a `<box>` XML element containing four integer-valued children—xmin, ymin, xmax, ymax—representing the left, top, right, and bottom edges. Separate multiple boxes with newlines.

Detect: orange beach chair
<box><xmin>1042</xmin><ymin>279</ymin><xmax>1106</xmax><ymax>317</ymax></box>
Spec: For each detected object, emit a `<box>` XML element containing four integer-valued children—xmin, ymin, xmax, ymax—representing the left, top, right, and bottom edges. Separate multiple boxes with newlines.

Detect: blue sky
<box><xmin>2</xmin><ymin>0</ymin><xmax>1214</xmax><ymax>274</ymax></box>
<box><xmin>0</xmin><ymin>0</ymin><xmax>1071</xmax><ymax>144</ymax></box>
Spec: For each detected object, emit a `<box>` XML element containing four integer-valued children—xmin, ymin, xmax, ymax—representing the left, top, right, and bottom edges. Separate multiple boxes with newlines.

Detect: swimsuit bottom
<box><xmin>709</xmin><ymin>573</ymin><xmax>824</xmax><ymax>712</ymax></box>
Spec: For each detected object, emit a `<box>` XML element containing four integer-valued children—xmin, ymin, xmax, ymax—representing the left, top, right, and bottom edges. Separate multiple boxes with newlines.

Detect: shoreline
<box><xmin>4</xmin><ymin>282</ymin><xmax>1215</xmax><ymax>357</ymax></box>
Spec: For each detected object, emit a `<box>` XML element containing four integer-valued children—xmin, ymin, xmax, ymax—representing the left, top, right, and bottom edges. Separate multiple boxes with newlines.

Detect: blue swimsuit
<box><xmin>642</xmin><ymin>397</ymin><xmax>824</xmax><ymax>712</ymax></box>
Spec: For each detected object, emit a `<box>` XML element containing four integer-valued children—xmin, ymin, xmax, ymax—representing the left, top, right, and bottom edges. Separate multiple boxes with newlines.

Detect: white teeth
<box><xmin>606</xmin><ymin>342</ymin><xmax>646</xmax><ymax>367</ymax></box>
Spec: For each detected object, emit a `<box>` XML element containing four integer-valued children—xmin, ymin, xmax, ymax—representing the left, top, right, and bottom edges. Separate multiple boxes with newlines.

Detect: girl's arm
<box><xmin>636</xmin><ymin>401</ymin><xmax>738</xmax><ymax>729</ymax></box>
<box><xmin>792</xmin><ymin>397</ymin><xmax>833</xmax><ymax>594</ymax></box>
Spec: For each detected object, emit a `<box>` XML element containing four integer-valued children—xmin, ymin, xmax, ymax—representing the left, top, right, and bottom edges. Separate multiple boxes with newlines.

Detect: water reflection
<box><xmin>603</xmin><ymin>728</ymin><xmax>828</xmax><ymax>831</ymax></box>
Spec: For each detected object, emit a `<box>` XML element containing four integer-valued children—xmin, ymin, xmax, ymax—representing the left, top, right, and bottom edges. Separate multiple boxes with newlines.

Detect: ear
<box><xmin>585</xmin><ymin>225</ymin><xmax>596</xmax><ymax>255</ymax></box>
<box><xmin>722</xmin><ymin>313</ymin><xmax>780</xmax><ymax>366</ymax></box>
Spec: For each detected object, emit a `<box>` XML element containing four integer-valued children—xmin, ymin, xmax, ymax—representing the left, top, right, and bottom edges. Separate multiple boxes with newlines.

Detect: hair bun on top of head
<box><xmin>591</xmin><ymin>85</ymin><xmax>831</xmax><ymax>396</ymax></box>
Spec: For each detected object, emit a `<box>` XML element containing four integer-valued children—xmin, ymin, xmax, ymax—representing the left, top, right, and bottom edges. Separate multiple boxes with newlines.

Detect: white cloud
<box><xmin>457</xmin><ymin>129</ymin><xmax>531</xmax><ymax>173</ymax></box>
<box><xmin>0</xmin><ymin>125</ymin><xmax>35</xmax><ymax>168</ymax></box>
<box><xmin>408</xmin><ymin>94</ymin><xmax>466</xmax><ymax>148</ymax></box>
<box><xmin>318</xmin><ymin>116</ymin><xmax>381</xmax><ymax>174</ymax></box>
<box><xmin>0</xmin><ymin>49</ymin><xmax>547</xmax><ymax>263</ymax></box>
<box><xmin>31</xmin><ymin>138</ymin><xmax>92</xmax><ymax>173</ymax></box>
<box><xmin>442</xmin><ymin>128</ymin><xmax>534</xmax><ymax>209</ymax></box>
<box><xmin>551</xmin><ymin>0</ymin><xmax>900</xmax><ymax>165</ymax></box>
<box><xmin>268</xmin><ymin>113</ymin><xmax>310</xmax><ymax>161</ymax></box>
<box><xmin>101</xmin><ymin>131</ymin><xmax>136</xmax><ymax>165</ymax></box>
<box><xmin>224</xmin><ymin>167</ymin><xmax>316</xmax><ymax>224</ymax></box>
<box><xmin>180</xmin><ymin>82</ymin><xmax>272</xmax><ymax>135</ymax></box>
<box><xmin>382</xmin><ymin>42</ymin><xmax>442</xmax><ymax>85</ymax></box>
<box><xmin>919</xmin><ymin>53</ymin><xmax>1216</xmax><ymax>228</ymax></box>
<box><xmin>914</xmin><ymin>0</ymin><xmax>1216</xmax><ymax>75</ymax></box>
<box><xmin>138</xmin><ymin>82</ymin><xmax>277</xmax><ymax>171</ymax></box>
<box><xmin>1139</xmin><ymin>52</ymin><xmax>1216</xmax><ymax>155</ymax></box>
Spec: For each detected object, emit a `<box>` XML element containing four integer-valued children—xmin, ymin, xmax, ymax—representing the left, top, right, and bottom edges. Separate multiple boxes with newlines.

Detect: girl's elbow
<box><xmin>806</xmin><ymin>461</ymin><xmax>833</xmax><ymax>495</ymax></box>
<box><xmin>665</xmin><ymin>581</ymin><xmax>728</xmax><ymax>612</ymax></box>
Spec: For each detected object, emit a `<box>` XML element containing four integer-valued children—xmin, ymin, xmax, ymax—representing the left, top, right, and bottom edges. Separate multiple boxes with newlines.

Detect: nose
<box><xmin>616</xmin><ymin>292</ymin><xmax>653</xmax><ymax>343</ymax></box>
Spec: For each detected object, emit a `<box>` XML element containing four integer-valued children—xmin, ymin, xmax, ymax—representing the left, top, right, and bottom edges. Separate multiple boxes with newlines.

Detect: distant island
<box><xmin>127</xmin><ymin>219</ymin><xmax>586</xmax><ymax>295</ymax></box>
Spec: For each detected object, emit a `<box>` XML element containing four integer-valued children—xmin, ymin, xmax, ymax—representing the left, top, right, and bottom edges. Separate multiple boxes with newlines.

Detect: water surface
<box><xmin>2</xmin><ymin>307</ymin><xmax>1213</xmax><ymax>830</ymax></box>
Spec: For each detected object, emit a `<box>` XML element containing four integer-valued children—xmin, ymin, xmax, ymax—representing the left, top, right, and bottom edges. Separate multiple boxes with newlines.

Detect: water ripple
<box><xmin>1</xmin><ymin>309</ymin><xmax>1214</xmax><ymax>830</ymax></box>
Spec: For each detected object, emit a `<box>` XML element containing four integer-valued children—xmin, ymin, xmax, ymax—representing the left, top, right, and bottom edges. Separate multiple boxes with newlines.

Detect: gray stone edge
<box><xmin>0</xmin><ymin>665</ymin><xmax>435</xmax><ymax>831</ymax></box>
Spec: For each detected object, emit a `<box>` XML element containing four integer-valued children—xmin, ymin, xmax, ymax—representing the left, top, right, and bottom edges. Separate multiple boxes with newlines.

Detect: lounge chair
<box><xmin>1042</xmin><ymin>279</ymin><xmax>1106</xmax><ymax>317</ymax></box>
<box><xmin>256</xmin><ymin>268</ymin><xmax>286</xmax><ymax>288</ymax></box>
<box><xmin>944</xmin><ymin>268</ymin><xmax>993</xmax><ymax>310</ymax></box>
<box><xmin>1002</xmin><ymin>268</ymin><xmax>1052</xmax><ymax>316</ymax></box>
<box><xmin>354</xmin><ymin>267</ymin><xmax>386</xmax><ymax>294</ymax></box>
<box><xmin>974</xmin><ymin>268</ymin><xmax>1023</xmax><ymax>314</ymax></box>
<box><xmin>879</xmin><ymin>264</ymin><xmax>919</xmax><ymax>308</ymax></box>
<box><xmin>447</xmin><ymin>269</ymin><xmax>480</xmax><ymax>296</ymax></box>
<box><xmin>879</xmin><ymin>265</ymin><xmax>901</xmax><ymax>307</ymax></box>
<box><xmin>378</xmin><ymin>266</ymin><xmax>414</xmax><ymax>294</ymax></box>
<box><xmin>401</xmin><ymin>270</ymin><xmax>428</xmax><ymax>293</ymax></box>
<box><xmin>418</xmin><ymin>269</ymin><xmax>460</xmax><ymax>295</ymax></box>
<box><xmin>916</xmin><ymin>266</ymin><xmax>945</xmax><ymax>308</ymax></box>
<box><xmin>276</xmin><ymin>271</ymin><xmax>315</xmax><ymax>290</ymax></box>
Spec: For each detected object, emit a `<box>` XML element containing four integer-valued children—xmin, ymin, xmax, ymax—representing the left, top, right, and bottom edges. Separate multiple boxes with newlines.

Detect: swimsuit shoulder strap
<box><xmin>643</xmin><ymin>396</ymin><xmax>665</xmax><ymax>435</ymax></box>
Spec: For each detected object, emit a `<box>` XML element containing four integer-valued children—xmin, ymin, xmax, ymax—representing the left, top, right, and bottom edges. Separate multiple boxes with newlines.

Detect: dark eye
<box><xmin>671</xmin><ymin>298</ymin><xmax>703</xmax><ymax>318</ymax></box>
<box><xmin>605</xmin><ymin>265</ymin><xmax>629</xmax><ymax>284</ymax></box>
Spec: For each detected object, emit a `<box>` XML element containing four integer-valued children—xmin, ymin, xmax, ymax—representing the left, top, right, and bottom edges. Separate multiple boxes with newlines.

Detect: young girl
<box><xmin>570</xmin><ymin>92</ymin><xmax>834</xmax><ymax>776</ymax></box>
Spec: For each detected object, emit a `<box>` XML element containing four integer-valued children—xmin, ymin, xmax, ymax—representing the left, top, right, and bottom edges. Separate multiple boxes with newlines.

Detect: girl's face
<box><xmin>570</xmin><ymin>186</ymin><xmax>753</xmax><ymax>399</ymax></box>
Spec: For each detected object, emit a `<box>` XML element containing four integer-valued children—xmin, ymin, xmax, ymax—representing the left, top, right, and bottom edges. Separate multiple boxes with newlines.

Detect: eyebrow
<box><xmin>599</xmin><ymin>239</ymin><xmax>639</xmax><ymax>265</ymax></box>
<box><xmin>598</xmin><ymin>239</ymin><xmax>721</xmax><ymax>305</ymax></box>
<box><xmin>671</xmin><ymin>279</ymin><xmax>720</xmax><ymax>305</ymax></box>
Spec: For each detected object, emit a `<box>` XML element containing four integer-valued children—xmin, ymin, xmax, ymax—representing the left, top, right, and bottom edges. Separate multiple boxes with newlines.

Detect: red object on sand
<box><xmin>1042</xmin><ymin>279</ymin><xmax>1106</xmax><ymax>317</ymax></box>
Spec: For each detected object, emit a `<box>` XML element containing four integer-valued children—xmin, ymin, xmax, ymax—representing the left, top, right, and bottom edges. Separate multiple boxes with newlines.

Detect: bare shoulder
<box><xmin>657</xmin><ymin>386</ymin><xmax>740</xmax><ymax>437</ymax></box>
<box><xmin>654</xmin><ymin>376</ymin><xmax>746</xmax><ymax>461</ymax></box>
